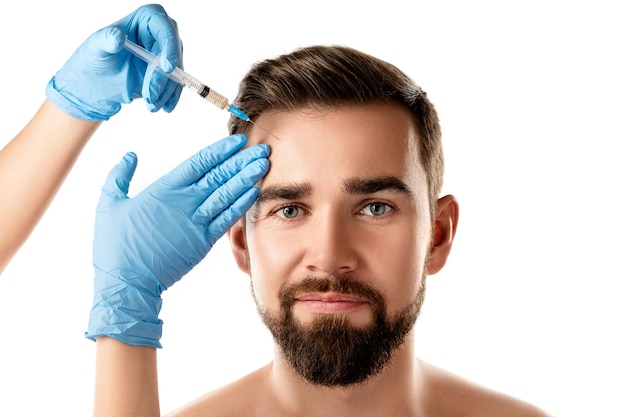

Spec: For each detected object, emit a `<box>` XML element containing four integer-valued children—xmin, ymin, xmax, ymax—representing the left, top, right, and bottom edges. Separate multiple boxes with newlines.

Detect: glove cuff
<box><xmin>46</xmin><ymin>76</ymin><xmax>117</xmax><ymax>121</ymax></box>
<box><xmin>86</xmin><ymin>272</ymin><xmax>163</xmax><ymax>348</ymax></box>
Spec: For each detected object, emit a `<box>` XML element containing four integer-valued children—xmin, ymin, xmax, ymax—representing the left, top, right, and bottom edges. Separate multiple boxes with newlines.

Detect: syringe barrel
<box><xmin>204</xmin><ymin>89</ymin><xmax>230</xmax><ymax>110</ymax></box>
<box><xmin>123</xmin><ymin>38</ymin><xmax>234</xmax><ymax>113</ymax></box>
<box><xmin>170</xmin><ymin>68</ymin><xmax>229</xmax><ymax>110</ymax></box>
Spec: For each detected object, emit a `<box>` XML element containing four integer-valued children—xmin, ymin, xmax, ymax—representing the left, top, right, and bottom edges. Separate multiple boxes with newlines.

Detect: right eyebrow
<box><xmin>255</xmin><ymin>183</ymin><xmax>313</xmax><ymax>205</ymax></box>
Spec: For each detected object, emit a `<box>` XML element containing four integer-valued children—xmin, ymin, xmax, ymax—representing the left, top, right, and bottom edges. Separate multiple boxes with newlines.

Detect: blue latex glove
<box><xmin>46</xmin><ymin>4</ymin><xmax>183</xmax><ymax>120</ymax></box>
<box><xmin>86</xmin><ymin>134</ymin><xmax>270</xmax><ymax>348</ymax></box>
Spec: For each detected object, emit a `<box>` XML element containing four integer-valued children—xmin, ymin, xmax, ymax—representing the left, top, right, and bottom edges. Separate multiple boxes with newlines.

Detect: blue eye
<box><xmin>361</xmin><ymin>203</ymin><xmax>391</xmax><ymax>216</ymax></box>
<box><xmin>276</xmin><ymin>205</ymin><xmax>301</xmax><ymax>219</ymax></box>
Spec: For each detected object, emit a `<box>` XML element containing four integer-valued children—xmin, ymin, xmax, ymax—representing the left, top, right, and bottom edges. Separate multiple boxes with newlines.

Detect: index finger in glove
<box><xmin>118</xmin><ymin>4</ymin><xmax>182</xmax><ymax>69</ymax></box>
<box><xmin>142</xmin><ymin>10</ymin><xmax>182</xmax><ymax>111</ymax></box>
<box><xmin>85</xmin><ymin>27</ymin><xmax>126</xmax><ymax>60</ymax></box>
<box><xmin>144</xmin><ymin>10</ymin><xmax>182</xmax><ymax>72</ymax></box>
<box><xmin>163</xmin><ymin>134</ymin><xmax>268</xmax><ymax>187</ymax></box>
<box><xmin>196</xmin><ymin>144</ymin><xmax>270</xmax><ymax>192</ymax></box>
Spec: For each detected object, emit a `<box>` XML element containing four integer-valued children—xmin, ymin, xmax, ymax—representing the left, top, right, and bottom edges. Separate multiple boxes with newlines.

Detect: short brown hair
<box><xmin>228</xmin><ymin>45</ymin><xmax>444</xmax><ymax>212</ymax></box>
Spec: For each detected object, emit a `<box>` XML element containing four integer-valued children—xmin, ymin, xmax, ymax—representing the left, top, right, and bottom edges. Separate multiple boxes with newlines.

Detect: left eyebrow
<box><xmin>342</xmin><ymin>176</ymin><xmax>416</xmax><ymax>199</ymax></box>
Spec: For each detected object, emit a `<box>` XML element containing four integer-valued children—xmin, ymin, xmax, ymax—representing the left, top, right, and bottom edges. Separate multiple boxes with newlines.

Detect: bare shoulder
<box><xmin>164</xmin><ymin>359</ymin><xmax>551</xmax><ymax>417</ymax></box>
<box><xmin>164</xmin><ymin>364</ymin><xmax>270</xmax><ymax>417</ymax></box>
<box><xmin>419</xmin><ymin>360</ymin><xmax>551</xmax><ymax>417</ymax></box>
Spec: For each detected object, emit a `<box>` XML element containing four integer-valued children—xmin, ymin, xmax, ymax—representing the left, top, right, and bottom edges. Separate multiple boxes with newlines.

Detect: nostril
<box><xmin>305</xmin><ymin>244</ymin><xmax>358</xmax><ymax>276</ymax></box>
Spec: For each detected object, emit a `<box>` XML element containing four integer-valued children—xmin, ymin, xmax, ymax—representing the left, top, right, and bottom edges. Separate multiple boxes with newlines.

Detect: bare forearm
<box><xmin>94</xmin><ymin>337</ymin><xmax>160</xmax><ymax>417</ymax></box>
<box><xmin>0</xmin><ymin>100</ymin><xmax>100</xmax><ymax>273</ymax></box>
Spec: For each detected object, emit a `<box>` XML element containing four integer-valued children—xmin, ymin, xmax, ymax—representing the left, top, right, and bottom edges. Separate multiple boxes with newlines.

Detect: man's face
<box><xmin>230</xmin><ymin>102</ymin><xmax>437</xmax><ymax>386</ymax></box>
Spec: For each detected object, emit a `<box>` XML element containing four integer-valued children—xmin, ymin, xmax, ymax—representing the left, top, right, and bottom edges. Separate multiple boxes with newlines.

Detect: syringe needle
<box><xmin>249</xmin><ymin>120</ymin><xmax>283</xmax><ymax>141</ymax></box>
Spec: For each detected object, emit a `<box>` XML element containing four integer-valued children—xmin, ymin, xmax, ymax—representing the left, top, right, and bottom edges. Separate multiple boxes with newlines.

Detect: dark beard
<box><xmin>256</xmin><ymin>275</ymin><xmax>424</xmax><ymax>387</ymax></box>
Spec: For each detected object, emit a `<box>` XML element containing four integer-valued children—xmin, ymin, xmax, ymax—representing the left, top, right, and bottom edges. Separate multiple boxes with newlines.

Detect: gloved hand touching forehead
<box><xmin>46</xmin><ymin>4</ymin><xmax>183</xmax><ymax>120</ymax></box>
<box><xmin>87</xmin><ymin>134</ymin><xmax>270</xmax><ymax>348</ymax></box>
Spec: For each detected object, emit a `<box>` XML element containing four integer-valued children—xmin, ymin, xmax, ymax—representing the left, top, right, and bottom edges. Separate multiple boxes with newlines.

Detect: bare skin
<box><xmin>95</xmin><ymin>337</ymin><xmax>160</xmax><ymax>417</ymax></box>
<box><xmin>166</xmin><ymin>353</ymin><xmax>548</xmax><ymax>417</ymax></box>
<box><xmin>0</xmin><ymin>100</ymin><xmax>100</xmax><ymax>274</ymax></box>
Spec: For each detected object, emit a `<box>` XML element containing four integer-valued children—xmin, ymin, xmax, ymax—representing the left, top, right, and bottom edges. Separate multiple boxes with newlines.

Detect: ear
<box><xmin>427</xmin><ymin>194</ymin><xmax>459</xmax><ymax>275</ymax></box>
<box><xmin>228</xmin><ymin>219</ymin><xmax>251</xmax><ymax>275</ymax></box>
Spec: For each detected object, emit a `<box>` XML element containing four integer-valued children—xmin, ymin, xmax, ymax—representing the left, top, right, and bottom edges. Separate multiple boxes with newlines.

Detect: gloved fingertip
<box><xmin>230</xmin><ymin>187</ymin><xmax>261</xmax><ymax>217</ymax></box>
<box><xmin>239</xmin><ymin>158</ymin><xmax>270</xmax><ymax>185</ymax></box>
<box><xmin>206</xmin><ymin>133</ymin><xmax>248</xmax><ymax>157</ymax></box>
<box><xmin>108</xmin><ymin>27</ymin><xmax>127</xmax><ymax>53</ymax></box>
<box><xmin>101</xmin><ymin>151</ymin><xmax>138</xmax><ymax>198</ymax></box>
<box><xmin>145</xmin><ymin>101</ymin><xmax>159</xmax><ymax>113</ymax></box>
<box><xmin>162</xmin><ymin>86</ymin><xmax>182</xmax><ymax>113</ymax></box>
<box><xmin>194</xmin><ymin>186</ymin><xmax>259</xmax><ymax>226</ymax></box>
<box><xmin>237</xmin><ymin>143</ymin><xmax>270</xmax><ymax>162</ymax></box>
<box><xmin>117</xmin><ymin>151</ymin><xmax>138</xmax><ymax>181</ymax></box>
<box><xmin>256</xmin><ymin>158</ymin><xmax>271</xmax><ymax>174</ymax></box>
<box><xmin>122</xmin><ymin>151</ymin><xmax>138</xmax><ymax>165</ymax></box>
<box><xmin>257</xmin><ymin>144</ymin><xmax>271</xmax><ymax>157</ymax></box>
<box><xmin>230</xmin><ymin>133</ymin><xmax>249</xmax><ymax>146</ymax></box>
<box><xmin>249</xmin><ymin>186</ymin><xmax>261</xmax><ymax>200</ymax></box>
<box><xmin>162</xmin><ymin>101</ymin><xmax>177</xmax><ymax>113</ymax></box>
<box><xmin>91</xmin><ymin>27</ymin><xmax>126</xmax><ymax>55</ymax></box>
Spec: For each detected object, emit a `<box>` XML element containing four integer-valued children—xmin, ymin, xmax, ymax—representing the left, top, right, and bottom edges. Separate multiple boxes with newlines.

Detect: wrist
<box><xmin>45</xmin><ymin>76</ymin><xmax>118</xmax><ymax>121</ymax></box>
<box><xmin>86</xmin><ymin>270</ymin><xmax>164</xmax><ymax>348</ymax></box>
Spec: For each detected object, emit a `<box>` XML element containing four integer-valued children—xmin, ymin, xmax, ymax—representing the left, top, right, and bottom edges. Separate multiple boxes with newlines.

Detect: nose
<box><xmin>304</xmin><ymin>210</ymin><xmax>359</xmax><ymax>275</ymax></box>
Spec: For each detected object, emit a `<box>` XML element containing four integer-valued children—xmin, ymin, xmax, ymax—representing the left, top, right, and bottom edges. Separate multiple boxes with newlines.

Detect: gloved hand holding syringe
<box><xmin>124</xmin><ymin>37</ymin><xmax>281</xmax><ymax>140</ymax></box>
<box><xmin>123</xmin><ymin>38</ymin><xmax>246</xmax><ymax>119</ymax></box>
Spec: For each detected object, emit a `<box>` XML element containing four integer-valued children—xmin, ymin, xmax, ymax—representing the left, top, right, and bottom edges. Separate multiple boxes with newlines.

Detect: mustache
<box><xmin>279</xmin><ymin>275</ymin><xmax>386</xmax><ymax>308</ymax></box>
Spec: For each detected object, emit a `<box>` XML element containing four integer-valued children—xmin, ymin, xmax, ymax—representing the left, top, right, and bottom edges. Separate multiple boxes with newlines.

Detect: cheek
<box><xmin>246</xmin><ymin>225</ymin><xmax>296</xmax><ymax>308</ymax></box>
<box><xmin>373</xmin><ymin>223</ymin><xmax>431</xmax><ymax>310</ymax></box>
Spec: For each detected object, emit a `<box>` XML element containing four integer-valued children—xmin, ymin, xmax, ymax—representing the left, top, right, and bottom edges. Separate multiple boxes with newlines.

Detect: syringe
<box><xmin>123</xmin><ymin>38</ymin><xmax>250</xmax><ymax>122</ymax></box>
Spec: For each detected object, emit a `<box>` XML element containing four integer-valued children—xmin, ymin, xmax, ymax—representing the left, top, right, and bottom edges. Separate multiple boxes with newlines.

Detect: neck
<box><xmin>265</xmin><ymin>331</ymin><xmax>426</xmax><ymax>417</ymax></box>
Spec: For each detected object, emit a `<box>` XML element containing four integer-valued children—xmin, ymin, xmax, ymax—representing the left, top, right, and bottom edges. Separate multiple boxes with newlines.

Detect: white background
<box><xmin>1</xmin><ymin>1</ymin><xmax>624</xmax><ymax>415</ymax></box>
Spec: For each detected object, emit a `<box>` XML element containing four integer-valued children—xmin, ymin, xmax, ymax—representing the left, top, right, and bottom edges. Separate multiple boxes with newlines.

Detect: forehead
<box><xmin>249</xmin><ymin>102</ymin><xmax>425</xmax><ymax>190</ymax></box>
